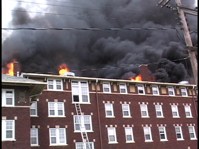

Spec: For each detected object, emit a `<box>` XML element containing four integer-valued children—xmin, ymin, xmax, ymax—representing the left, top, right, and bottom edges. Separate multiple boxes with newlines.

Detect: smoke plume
<box><xmin>2</xmin><ymin>0</ymin><xmax>197</xmax><ymax>83</ymax></box>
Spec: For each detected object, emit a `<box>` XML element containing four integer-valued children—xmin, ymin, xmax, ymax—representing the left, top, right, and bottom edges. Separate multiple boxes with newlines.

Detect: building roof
<box><xmin>2</xmin><ymin>74</ymin><xmax>46</xmax><ymax>97</ymax></box>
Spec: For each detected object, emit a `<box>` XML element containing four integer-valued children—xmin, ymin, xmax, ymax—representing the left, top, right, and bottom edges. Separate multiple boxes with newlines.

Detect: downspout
<box><xmin>95</xmin><ymin>79</ymin><xmax>103</xmax><ymax>149</ymax></box>
<box><xmin>191</xmin><ymin>86</ymin><xmax>197</xmax><ymax>118</ymax></box>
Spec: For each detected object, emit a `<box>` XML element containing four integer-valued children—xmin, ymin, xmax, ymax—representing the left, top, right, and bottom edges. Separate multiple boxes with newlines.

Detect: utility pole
<box><xmin>175</xmin><ymin>0</ymin><xmax>198</xmax><ymax>84</ymax></box>
<box><xmin>158</xmin><ymin>0</ymin><xmax>198</xmax><ymax>84</ymax></box>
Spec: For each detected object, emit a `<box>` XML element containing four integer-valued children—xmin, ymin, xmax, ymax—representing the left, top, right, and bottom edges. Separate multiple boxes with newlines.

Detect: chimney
<box><xmin>13</xmin><ymin>61</ymin><xmax>21</xmax><ymax>77</ymax></box>
<box><xmin>139</xmin><ymin>64</ymin><xmax>155</xmax><ymax>82</ymax></box>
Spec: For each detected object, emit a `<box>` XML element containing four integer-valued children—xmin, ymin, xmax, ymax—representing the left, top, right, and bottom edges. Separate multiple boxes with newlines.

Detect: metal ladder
<box><xmin>75</xmin><ymin>103</ymin><xmax>91</xmax><ymax>149</ymax></box>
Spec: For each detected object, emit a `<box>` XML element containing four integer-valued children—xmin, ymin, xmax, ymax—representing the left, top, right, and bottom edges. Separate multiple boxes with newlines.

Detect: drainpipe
<box><xmin>95</xmin><ymin>79</ymin><xmax>103</xmax><ymax>149</ymax></box>
<box><xmin>191</xmin><ymin>86</ymin><xmax>197</xmax><ymax>118</ymax></box>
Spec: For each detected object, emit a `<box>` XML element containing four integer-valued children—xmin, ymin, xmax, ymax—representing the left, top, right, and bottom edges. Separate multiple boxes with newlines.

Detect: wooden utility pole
<box><xmin>175</xmin><ymin>0</ymin><xmax>198</xmax><ymax>84</ymax></box>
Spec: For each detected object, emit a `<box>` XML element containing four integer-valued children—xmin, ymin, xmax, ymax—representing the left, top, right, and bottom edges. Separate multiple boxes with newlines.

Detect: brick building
<box><xmin>1</xmin><ymin>64</ymin><xmax>198</xmax><ymax>149</ymax></box>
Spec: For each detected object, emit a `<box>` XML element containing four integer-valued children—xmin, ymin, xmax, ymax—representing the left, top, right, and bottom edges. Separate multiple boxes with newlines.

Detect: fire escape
<box><xmin>75</xmin><ymin>103</ymin><xmax>91</xmax><ymax>149</ymax></box>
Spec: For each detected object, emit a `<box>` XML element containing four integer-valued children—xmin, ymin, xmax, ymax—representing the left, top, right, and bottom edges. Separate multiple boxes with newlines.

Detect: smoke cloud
<box><xmin>2</xmin><ymin>0</ymin><xmax>197</xmax><ymax>83</ymax></box>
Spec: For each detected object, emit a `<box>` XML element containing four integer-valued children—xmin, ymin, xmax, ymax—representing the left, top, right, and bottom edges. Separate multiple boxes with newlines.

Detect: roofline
<box><xmin>21</xmin><ymin>72</ymin><xmax>196</xmax><ymax>87</ymax></box>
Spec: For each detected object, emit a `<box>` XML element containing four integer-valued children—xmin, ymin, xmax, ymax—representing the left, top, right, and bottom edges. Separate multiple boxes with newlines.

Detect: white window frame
<box><xmin>184</xmin><ymin>105</ymin><xmax>193</xmax><ymax>118</ymax></box>
<box><xmin>140</xmin><ymin>104</ymin><xmax>149</xmax><ymax>118</ymax></box>
<box><xmin>30</xmin><ymin>128</ymin><xmax>39</xmax><ymax>146</ymax></box>
<box><xmin>124</xmin><ymin>127</ymin><xmax>134</xmax><ymax>143</ymax></box>
<box><xmin>155</xmin><ymin>104</ymin><xmax>164</xmax><ymax>118</ymax></box>
<box><xmin>2</xmin><ymin>89</ymin><xmax>15</xmax><ymax>107</ymax></box>
<box><xmin>143</xmin><ymin>127</ymin><xmax>153</xmax><ymax>142</ymax></box>
<box><xmin>175</xmin><ymin>126</ymin><xmax>184</xmax><ymax>140</ymax></box>
<box><xmin>137</xmin><ymin>84</ymin><xmax>145</xmax><ymax>95</ymax></box>
<box><xmin>168</xmin><ymin>86</ymin><xmax>175</xmax><ymax>96</ymax></box>
<box><xmin>48</xmin><ymin>102</ymin><xmax>65</xmax><ymax>117</ymax></box>
<box><xmin>107</xmin><ymin>127</ymin><xmax>118</xmax><ymax>144</ymax></box>
<box><xmin>171</xmin><ymin>105</ymin><xmax>180</xmax><ymax>118</ymax></box>
<box><xmin>73</xmin><ymin>115</ymin><xmax>93</xmax><ymax>132</ymax></box>
<box><xmin>49</xmin><ymin>128</ymin><xmax>67</xmax><ymax>145</ymax></box>
<box><xmin>152</xmin><ymin>85</ymin><xmax>159</xmax><ymax>95</ymax></box>
<box><xmin>105</xmin><ymin>103</ymin><xmax>114</xmax><ymax>117</ymax></box>
<box><xmin>119</xmin><ymin>83</ymin><xmax>127</xmax><ymax>94</ymax></box>
<box><xmin>122</xmin><ymin>104</ymin><xmax>131</xmax><ymax>117</ymax></box>
<box><xmin>188</xmin><ymin>126</ymin><xmax>197</xmax><ymax>140</ymax></box>
<box><xmin>47</xmin><ymin>79</ymin><xmax>63</xmax><ymax>91</ymax></box>
<box><xmin>71</xmin><ymin>80</ymin><xmax>90</xmax><ymax>103</ymax></box>
<box><xmin>30</xmin><ymin>101</ymin><xmax>38</xmax><ymax>116</ymax></box>
<box><xmin>2</xmin><ymin>120</ymin><xmax>15</xmax><ymax>141</ymax></box>
<box><xmin>158</xmin><ymin>127</ymin><xmax>168</xmax><ymax>141</ymax></box>
<box><xmin>103</xmin><ymin>82</ymin><xmax>111</xmax><ymax>93</ymax></box>
<box><xmin>180</xmin><ymin>88</ymin><xmax>188</xmax><ymax>97</ymax></box>
<box><xmin>75</xmin><ymin>142</ymin><xmax>94</xmax><ymax>149</ymax></box>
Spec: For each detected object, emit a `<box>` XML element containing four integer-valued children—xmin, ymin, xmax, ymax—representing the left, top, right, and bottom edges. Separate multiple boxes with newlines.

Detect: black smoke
<box><xmin>2</xmin><ymin>0</ymin><xmax>197</xmax><ymax>83</ymax></box>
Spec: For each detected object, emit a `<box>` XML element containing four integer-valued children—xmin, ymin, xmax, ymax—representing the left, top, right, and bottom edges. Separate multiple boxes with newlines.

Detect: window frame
<box><xmin>143</xmin><ymin>126</ymin><xmax>153</xmax><ymax>142</ymax></box>
<box><xmin>188</xmin><ymin>126</ymin><xmax>197</xmax><ymax>140</ymax></box>
<box><xmin>168</xmin><ymin>86</ymin><xmax>175</xmax><ymax>96</ymax></box>
<box><xmin>107</xmin><ymin>127</ymin><xmax>118</xmax><ymax>144</ymax></box>
<box><xmin>122</xmin><ymin>104</ymin><xmax>131</xmax><ymax>117</ymax></box>
<box><xmin>102</xmin><ymin>82</ymin><xmax>111</xmax><ymax>93</ymax></box>
<box><xmin>48</xmin><ymin>102</ymin><xmax>65</xmax><ymax>117</ymax></box>
<box><xmin>155</xmin><ymin>104</ymin><xmax>164</xmax><ymax>118</ymax></box>
<box><xmin>30</xmin><ymin>101</ymin><xmax>38</xmax><ymax>116</ymax></box>
<box><xmin>49</xmin><ymin>128</ymin><xmax>67</xmax><ymax>146</ymax></box>
<box><xmin>30</xmin><ymin>128</ymin><xmax>39</xmax><ymax>146</ymax></box>
<box><xmin>105</xmin><ymin>103</ymin><xmax>114</xmax><ymax>118</ymax></box>
<box><xmin>137</xmin><ymin>84</ymin><xmax>145</xmax><ymax>95</ymax></box>
<box><xmin>180</xmin><ymin>87</ymin><xmax>188</xmax><ymax>97</ymax></box>
<box><xmin>124</xmin><ymin>127</ymin><xmax>134</xmax><ymax>143</ymax></box>
<box><xmin>75</xmin><ymin>142</ymin><xmax>94</xmax><ymax>149</ymax></box>
<box><xmin>119</xmin><ymin>83</ymin><xmax>127</xmax><ymax>94</ymax></box>
<box><xmin>152</xmin><ymin>85</ymin><xmax>159</xmax><ymax>95</ymax></box>
<box><xmin>73</xmin><ymin>115</ymin><xmax>93</xmax><ymax>132</ymax></box>
<box><xmin>171</xmin><ymin>105</ymin><xmax>180</xmax><ymax>118</ymax></box>
<box><xmin>2</xmin><ymin>89</ymin><xmax>15</xmax><ymax>107</ymax></box>
<box><xmin>175</xmin><ymin>126</ymin><xmax>184</xmax><ymax>140</ymax></box>
<box><xmin>158</xmin><ymin>126</ymin><xmax>168</xmax><ymax>141</ymax></box>
<box><xmin>184</xmin><ymin>105</ymin><xmax>193</xmax><ymax>118</ymax></box>
<box><xmin>47</xmin><ymin>79</ymin><xmax>63</xmax><ymax>91</ymax></box>
<box><xmin>71</xmin><ymin>80</ymin><xmax>90</xmax><ymax>104</ymax></box>
<box><xmin>140</xmin><ymin>104</ymin><xmax>149</xmax><ymax>118</ymax></box>
<box><xmin>2</xmin><ymin>120</ymin><xmax>15</xmax><ymax>141</ymax></box>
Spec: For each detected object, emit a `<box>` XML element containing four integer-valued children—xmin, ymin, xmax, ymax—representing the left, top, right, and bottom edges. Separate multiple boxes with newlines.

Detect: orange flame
<box><xmin>131</xmin><ymin>74</ymin><xmax>142</xmax><ymax>81</ymax></box>
<box><xmin>2</xmin><ymin>61</ymin><xmax>15</xmax><ymax>76</ymax></box>
<box><xmin>58</xmin><ymin>63</ymin><xmax>70</xmax><ymax>75</ymax></box>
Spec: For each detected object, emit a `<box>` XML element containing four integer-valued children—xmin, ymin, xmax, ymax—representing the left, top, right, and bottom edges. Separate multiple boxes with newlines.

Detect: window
<box><xmin>107</xmin><ymin>127</ymin><xmax>117</xmax><ymax>143</ymax></box>
<box><xmin>122</xmin><ymin>104</ymin><xmax>131</xmax><ymax>117</ymax></box>
<box><xmin>2</xmin><ymin>89</ymin><xmax>14</xmax><ymax>107</ymax></box>
<box><xmin>30</xmin><ymin>102</ymin><xmax>38</xmax><ymax>116</ymax></box>
<box><xmin>74</xmin><ymin>115</ymin><xmax>92</xmax><ymax>132</ymax></box>
<box><xmin>181</xmin><ymin>88</ymin><xmax>188</xmax><ymax>97</ymax></box>
<box><xmin>105</xmin><ymin>103</ymin><xmax>114</xmax><ymax>117</ymax></box>
<box><xmin>140</xmin><ymin>104</ymin><xmax>149</xmax><ymax>118</ymax></box>
<box><xmin>75</xmin><ymin>142</ymin><xmax>94</xmax><ymax>149</ymax></box>
<box><xmin>49</xmin><ymin>128</ymin><xmax>67</xmax><ymax>145</ymax></box>
<box><xmin>184</xmin><ymin>105</ymin><xmax>192</xmax><ymax>118</ymax></box>
<box><xmin>137</xmin><ymin>84</ymin><xmax>145</xmax><ymax>95</ymax></box>
<box><xmin>168</xmin><ymin>87</ymin><xmax>175</xmax><ymax>96</ymax></box>
<box><xmin>188</xmin><ymin>126</ymin><xmax>197</xmax><ymax>140</ymax></box>
<box><xmin>2</xmin><ymin>120</ymin><xmax>15</xmax><ymax>141</ymax></box>
<box><xmin>152</xmin><ymin>86</ymin><xmax>159</xmax><ymax>95</ymax></box>
<box><xmin>143</xmin><ymin>127</ymin><xmax>153</xmax><ymax>142</ymax></box>
<box><xmin>103</xmin><ymin>82</ymin><xmax>111</xmax><ymax>93</ymax></box>
<box><xmin>175</xmin><ymin>126</ymin><xmax>184</xmax><ymax>140</ymax></box>
<box><xmin>31</xmin><ymin>128</ymin><xmax>39</xmax><ymax>146</ymax></box>
<box><xmin>171</xmin><ymin>105</ymin><xmax>180</xmax><ymax>118</ymax></box>
<box><xmin>158</xmin><ymin>127</ymin><xmax>168</xmax><ymax>141</ymax></box>
<box><xmin>155</xmin><ymin>104</ymin><xmax>164</xmax><ymax>118</ymax></box>
<box><xmin>72</xmin><ymin>81</ymin><xmax>90</xmax><ymax>103</ymax></box>
<box><xmin>47</xmin><ymin>79</ymin><xmax>63</xmax><ymax>91</ymax></box>
<box><xmin>48</xmin><ymin>102</ymin><xmax>65</xmax><ymax>117</ymax></box>
<box><xmin>124</xmin><ymin>127</ymin><xmax>134</xmax><ymax>143</ymax></box>
<box><xmin>119</xmin><ymin>84</ymin><xmax>127</xmax><ymax>94</ymax></box>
